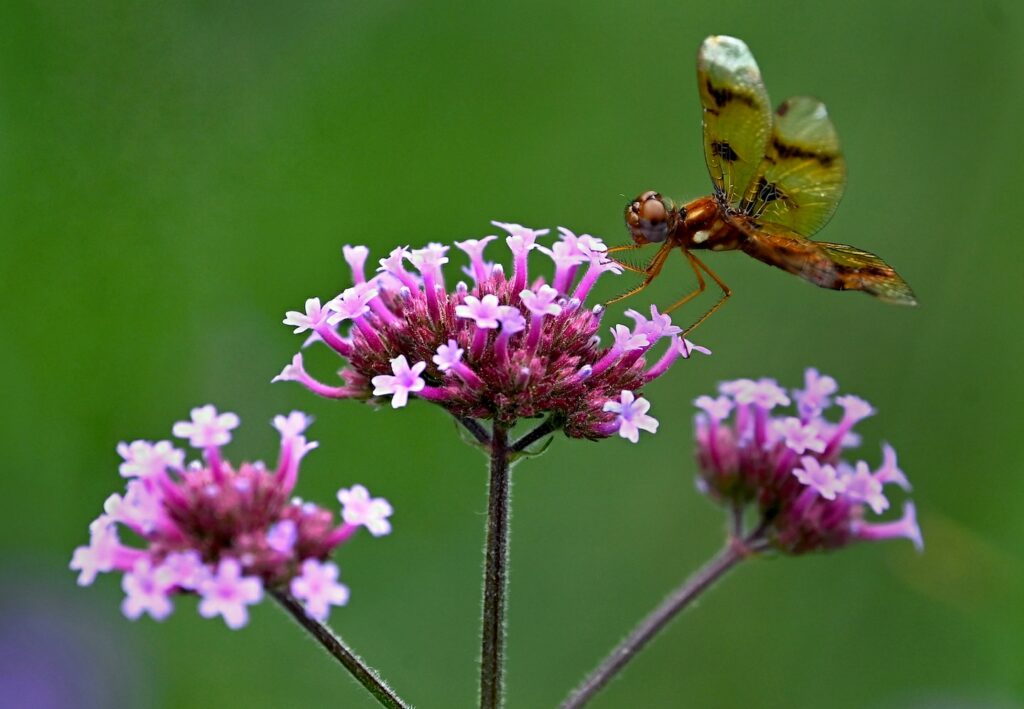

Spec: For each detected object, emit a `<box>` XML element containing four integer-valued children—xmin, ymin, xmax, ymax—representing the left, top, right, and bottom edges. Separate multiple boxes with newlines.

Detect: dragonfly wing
<box><xmin>740</xmin><ymin>96</ymin><xmax>847</xmax><ymax>237</ymax></box>
<box><xmin>698</xmin><ymin>36</ymin><xmax>773</xmax><ymax>208</ymax></box>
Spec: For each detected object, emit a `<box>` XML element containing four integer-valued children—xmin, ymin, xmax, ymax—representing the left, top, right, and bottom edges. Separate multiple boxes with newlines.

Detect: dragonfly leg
<box><xmin>662</xmin><ymin>248</ymin><xmax>707</xmax><ymax>314</ymax></box>
<box><xmin>605</xmin><ymin>242</ymin><xmax>673</xmax><ymax>305</ymax></box>
<box><xmin>604</xmin><ymin>243</ymin><xmax>652</xmax><ymax>274</ymax></box>
<box><xmin>682</xmin><ymin>252</ymin><xmax>732</xmax><ymax>336</ymax></box>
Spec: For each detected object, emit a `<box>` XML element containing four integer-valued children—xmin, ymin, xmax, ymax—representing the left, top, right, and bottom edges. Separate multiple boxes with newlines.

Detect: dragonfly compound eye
<box><xmin>626</xmin><ymin>191</ymin><xmax>673</xmax><ymax>244</ymax></box>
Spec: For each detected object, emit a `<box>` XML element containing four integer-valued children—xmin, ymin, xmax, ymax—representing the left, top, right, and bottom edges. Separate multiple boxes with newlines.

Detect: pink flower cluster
<box><xmin>277</xmin><ymin>221</ymin><xmax>708</xmax><ymax>441</ymax></box>
<box><xmin>70</xmin><ymin>406</ymin><xmax>393</xmax><ymax>627</ymax></box>
<box><xmin>694</xmin><ymin>370</ymin><xmax>922</xmax><ymax>554</ymax></box>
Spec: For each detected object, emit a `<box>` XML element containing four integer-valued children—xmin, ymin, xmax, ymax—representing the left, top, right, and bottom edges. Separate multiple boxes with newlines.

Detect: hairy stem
<box><xmin>560</xmin><ymin>534</ymin><xmax>760</xmax><ymax>708</ymax></box>
<box><xmin>270</xmin><ymin>589</ymin><xmax>410</xmax><ymax>709</ymax></box>
<box><xmin>456</xmin><ymin>415</ymin><xmax>493</xmax><ymax>446</ymax></box>
<box><xmin>511</xmin><ymin>413</ymin><xmax>564</xmax><ymax>452</ymax></box>
<box><xmin>480</xmin><ymin>422</ymin><xmax>512</xmax><ymax>708</ymax></box>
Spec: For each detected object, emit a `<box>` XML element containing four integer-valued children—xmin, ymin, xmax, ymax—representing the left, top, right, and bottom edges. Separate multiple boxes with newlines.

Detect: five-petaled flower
<box><xmin>70</xmin><ymin>407</ymin><xmax>393</xmax><ymax>627</ymax></box>
<box><xmin>277</xmin><ymin>221</ymin><xmax>710</xmax><ymax>442</ymax></box>
<box><xmin>693</xmin><ymin>371</ymin><xmax>922</xmax><ymax>554</ymax></box>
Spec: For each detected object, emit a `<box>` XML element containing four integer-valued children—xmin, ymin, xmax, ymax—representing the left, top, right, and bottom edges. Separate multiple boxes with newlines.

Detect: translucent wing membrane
<box><xmin>740</xmin><ymin>96</ymin><xmax>847</xmax><ymax>237</ymax></box>
<box><xmin>733</xmin><ymin>217</ymin><xmax>917</xmax><ymax>305</ymax></box>
<box><xmin>698</xmin><ymin>36</ymin><xmax>772</xmax><ymax>207</ymax></box>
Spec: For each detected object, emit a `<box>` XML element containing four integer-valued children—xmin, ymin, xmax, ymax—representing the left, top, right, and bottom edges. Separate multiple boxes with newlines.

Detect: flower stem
<box><xmin>560</xmin><ymin>534</ymin><xmax>758</xmax><ymax>709</ymax></box>
<box><xmin>480</xmin><ymin>422</ymin><xmax>512</xmax><ymax>709</ymax></box>
<box><xmin>457</xmin><ymin>415</ymin><xmax>493</xmax><ymax>447</ymax></box>
<box><xmin>270</xmin><ymin>589</ymin><xmax>411</xmax><ymax>709</ymax></box>
<box><xmin>511</xmin><ymin>413</ymin><xmax>564</xmax><ymax>452</ymax></box>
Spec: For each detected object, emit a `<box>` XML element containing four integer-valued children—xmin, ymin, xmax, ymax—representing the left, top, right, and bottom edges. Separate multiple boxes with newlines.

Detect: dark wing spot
<box><xmin>755</xmin><ymin>176</ymin><xmax>785</xmax><ymax>203</ymax></box>
<box><xmin>705</xmin><ymin>79</ymin><xmax>757</xmax><ymax>109</ymax></box>
<box><xmin>771</xmin><ymin>138</ymin><xmax>836</xmax><ymax>167</ymax></box>
<box><xmin>711</xmin><ymin>140</ymin><xmax>740</xmax><ymax>162</ymax></box>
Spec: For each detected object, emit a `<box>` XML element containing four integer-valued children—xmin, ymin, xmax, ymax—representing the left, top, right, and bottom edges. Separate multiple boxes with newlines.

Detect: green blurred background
<box><xmin>3</xmin><ymin>1</ymin><xmax>1022</xmax><ymax>707</ymax></box>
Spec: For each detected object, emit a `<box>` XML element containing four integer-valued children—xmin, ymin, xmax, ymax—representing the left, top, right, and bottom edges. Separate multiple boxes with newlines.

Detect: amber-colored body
<box><xmin>607</xmin><ymin>193</ymin><xmax>742</xmax><ymax>333</ymax></box>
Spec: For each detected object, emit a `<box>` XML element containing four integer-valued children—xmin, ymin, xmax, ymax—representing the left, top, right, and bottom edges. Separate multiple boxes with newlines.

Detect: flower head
<box><xmin>693</xmin><ymin>370</ymin><xmax>921</xmax><ymax>554</ymax></box>
<box><xmin>70</xmin><ymin>409</ymin><xmax>392</xmax><ymax>627</ymax></box>
<box><xmin>277</xmin><ymin>221</ymin><xmax>706</xmax><ymax>440</ymax></box>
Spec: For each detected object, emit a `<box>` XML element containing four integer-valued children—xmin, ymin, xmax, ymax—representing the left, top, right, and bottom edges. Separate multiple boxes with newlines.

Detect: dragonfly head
<box><xmin>625</xmin><ymin>191</ymin><xmax>678</xmax><ymax>245</ymax></box>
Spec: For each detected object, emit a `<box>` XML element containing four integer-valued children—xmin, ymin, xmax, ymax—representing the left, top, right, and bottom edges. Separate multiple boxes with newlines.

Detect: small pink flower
<box><xmin>272</xmin><ymin>353</ymin><xmax>306</xmax><ymax>384</ymax></box>
<box><xmin>342</xmin><ymin>245</ymin><xmax>370</xmax><ymax>282</ymax></box>
<box><xmin>735</xmin><ymin>378</ymin><xmax>790</xmax><ymax>410</ymax></box>
<box><xmin>778</xmin><ymin>417</ymin><xmax>826</xmax><ymax>455</ymax></box>
<box><xmin>794</xmin><ymin>367</ymin><xmax>837</xmax><ymax>416</ymax></box>
<box><xmin>694</xmin><ymin>395</ymin><xmax>733</xmax><ymax>422</ymax></box>
<box><xmin>494</xmin><ymin>221</ymin><xmax>548</xmax><ymax>255</ymax></box>
<box><xmin>497</xmin><ymin>306</ymin><xmax>526</xmax><ymax>335</ymax></box>
<box><xmin>69</xmin><ymin>518</ymin><xmax>122</xmax><ymax>586</ymax></box>
<box><xmin>610</xmin><ymin>324</ymin><xmax>648</xmax><ymax>352</ymax></box>
<box><xmin>625</xmin><ymin>305</ymin><xmax>681</xmax><ymax>343</ymax></box>
<box><xmin>793</xmin><ymin>457</ymin><xmax>844</xmax><ymax>500</ymax></box>
<box><xmin>326</xmin><ymin>285</ymin><xmax>379</xmax><ymax>324</ymax></box>
<box><xmin>455</xmin><ymin>294</ymin><xmax>503</xmax><ymax>329</ymax></box>
<box><xmin>519</xmin><ymin>286</ymin><xmax>562</xmax><ymax>317</ymax></box>
<box><xmin>842</xmin><ymin>461</ymin><xmax>889</xmax><ymax>514</ymax></box>
<box><xmin>273</xmin><ymin>411</ymin><xmax>312</xmax><ymax>440</ymax></box>
<box><xmin>433</xmin><ymin>339</ymin><xmax>464</xmax><ymax>372</ymax></box>
<box><xmin>371</xmin><ymin>356</ymin><xmax>427</xmax><ymax>409</ymax></box>
<box><xmin>536</xmin><ymin>240</ymin><xmax>587</xmax><ymax>271</ymax></box>
<box><xmin>290</xmin><ymin>559</ymin><xmax>351</xmax><ymax>621</ymax></box>
<box><xmin>197</xmin><ymin>558</ymin><xmax>264</xmax><ymax>630</ymax></box>
<box><xmin>104</xmin><ymin>480</ymin><xmax>164</xmax><ymax>533</ymax></box>
<box><xmin>283</xmin><ymin>297</ymin><xmax>327</xmax><ymax>334</ymax></box>
<box><xmin>267</xmin><ymin>520</ymin><xmax>298</xmax><ymax>554</ymax></box>
<box><xmin>854</xmin><ymin>502</ymin><xmax>923</xmax><ymax>551</ymax></box>
<box><xmin>173</xmin><ymin>405</ymin><xmax>240</xmax><ymax>448</ymax></box>
<box><xmin>407</xmin><ymin>243</ymin><xmax>450</xmax><ymax>273</ymax></box>
<box><xmin>161</xmin><ymin>550</ymin><xmax>207</xmax><ymax>590</ymax></box>
<box><xmin>338</xmin><ymin>485</ymin><xmax>393</xmax><ymax>537</ymax></box>
<box><xmin>874</xmin><ymin>443</ymin><xmax>910</xmax><ymax>490</ymax></box>
<box><xmin>604</xmin><ymin>391</ymin><xmax>659</xmax><ymax>443</ymax></box>
<box><xmin>116</xmin><ymin>440</ymin><xmax>184</xmax><ymax>480</ymax></box>
<box><xmin>836</xmin><ymin>395</ymin><xmax>875</xmax><ymax>425</ymax></box>
<box><xmin>121</xmin><ymin>559</ymin><xmax>177</xmax><ymax>621</ymax></box>
<box><xmin>679</xmin><ymin>339</ymin><xmax>712</xmax><ymax>357</ymax></box>
<box><xmin>377</xmin><ymin>246</ymin><xmax>410</xmax><ymax>273</ymax></box>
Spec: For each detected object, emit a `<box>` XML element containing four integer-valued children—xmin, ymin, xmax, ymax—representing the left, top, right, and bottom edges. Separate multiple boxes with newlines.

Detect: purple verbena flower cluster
<box><xmin>694</xmin><ymin>369</ymin><xmax>922</xmax><ymax>554</ymax></box>
<box><xmin>70</xmin><ymin>406</ymin><xmax>392</xmax><ymax>627</ymax></box>
<box><xmin>277</xmin><ymin>221</ymin><xmax>708</xmax><ymax>441</ymax></box>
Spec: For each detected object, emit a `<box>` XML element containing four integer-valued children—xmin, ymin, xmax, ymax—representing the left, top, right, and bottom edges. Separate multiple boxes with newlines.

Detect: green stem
<box><xmin>479</xmin><ymin>422</ymin><xmax>511</xmax><ymax>708</ymax></box>
<box><xmin>511</xmin><ymin>413</ymin><xmax>563</xmax><ymax>452</ymax></box>
<box><xmin>560</xmin><ymin>535</ymin><xmax>758</xmax><ymax>708</ymax></box>
<box><xmin>271</xmin><ymin>589</ymin><xmax>411</xmax><ymax>709</ymax></box>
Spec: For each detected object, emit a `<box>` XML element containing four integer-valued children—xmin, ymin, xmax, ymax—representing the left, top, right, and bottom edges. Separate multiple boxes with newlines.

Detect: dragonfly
<box><xmin>608</xmin><ymin>35</ymin><xmax>917</xmax><ymax>333</ymax></box>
